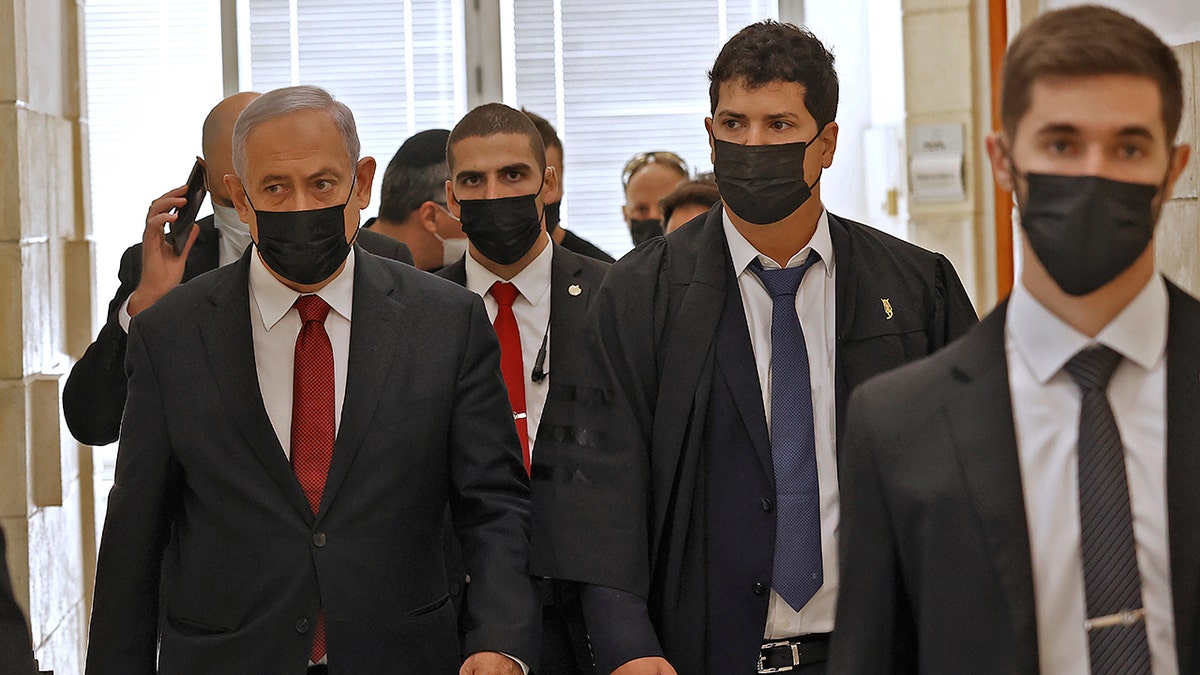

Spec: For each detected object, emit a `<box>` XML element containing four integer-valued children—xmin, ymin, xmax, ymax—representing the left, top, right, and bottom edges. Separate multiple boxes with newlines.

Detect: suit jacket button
<box><xmin>296</xmin><ymin>618</ymin><xmax>309</xmax><ymax>633</ymax></box>
<box><xmin>312</xmin><ymin>532</ymin><xmax>326</xmax><ymax>547</ymax></box>
<box><xmin>752</xmin><ymin>582</ymin><xmax>767</xmax><ymax>596</ymax></box>
<box><xmin>761</xmin><ymin>498</ymin><xmax>774</xmax><ymax>512</ymax></box>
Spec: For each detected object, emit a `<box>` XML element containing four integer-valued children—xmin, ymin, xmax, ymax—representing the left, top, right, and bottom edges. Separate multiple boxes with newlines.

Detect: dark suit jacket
<box><xmin>85</xmin><ymin>247</ymin><xmax>538</xmax><ymax>675</ymax></box>
<box><xmin>436</xmin><ymin>243</ymin><xmax>610</xmax><ymax>389</ymax></box>
<box><xmin>0</xmin><ymin>526</ymin><xmax>37</xmax><ymax>675</ymax></box>
<box><xmin>530</xmin><ymin>205</ymin><xmax>977</xmax><ymax>673</ymax></box>
<box><xmin>62</xmin><ymin>217</ymin><xmax>412</xmax><ymax>446</ymax></box>
<box><xmin>438</xmin><ymin>243</ymin><xmax>609</xmax><ymax>675</ymax></box>
<box><xmin>829</xmin><ymin>283</ymin><xmax>1200</xmax><ymax>674</ymax></box>
<box><xmin>559</xmin><ymin>229</ymin><xmax>615</xmax><ymax>264</ymax></box>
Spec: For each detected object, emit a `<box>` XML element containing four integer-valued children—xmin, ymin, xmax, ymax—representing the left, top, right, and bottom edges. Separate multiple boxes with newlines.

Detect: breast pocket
<box><xmin>841</xmin><ymin>330</ymin><xmax>931</xmax><ymax>392</ymax></box>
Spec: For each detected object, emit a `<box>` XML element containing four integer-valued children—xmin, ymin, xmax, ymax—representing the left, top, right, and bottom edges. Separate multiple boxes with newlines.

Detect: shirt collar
<box><xmin>248</xmin><ymin>245</ymin><xmax>356</xmax><ymax>331</ymax></box>
<box><xmin>1007</xmin><ymin>273</ymin><xmax>1166</xmax><ymax>384</ymax></box>
<box><xmin>464</xmin><ymin>234</ymin><xmax>554</xmax><ymax>308</ymax></box>
<box><xmin>721</xmin><ymin>208</ymin><xmax>835</xmax><ymax>275</ymax></box>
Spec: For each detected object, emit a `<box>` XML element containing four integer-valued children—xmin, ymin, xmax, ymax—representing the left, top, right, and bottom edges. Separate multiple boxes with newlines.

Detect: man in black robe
<box><xmin>530</xmin><ymin>20</ymin><xmax>977</xmax><ymax>675</ymax></box>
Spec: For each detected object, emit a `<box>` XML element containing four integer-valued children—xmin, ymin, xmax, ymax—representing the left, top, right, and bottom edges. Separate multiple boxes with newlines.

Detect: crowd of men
<box><xmin>0</xmin><ymin>4</ymin><xmax>1192</xmax><ymax>674</ymax></box>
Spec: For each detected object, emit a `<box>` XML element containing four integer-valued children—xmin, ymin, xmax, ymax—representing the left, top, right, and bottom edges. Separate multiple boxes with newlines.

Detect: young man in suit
<box><xmin>63</xmin><ymin>91</ymin><xmax>411</xmax><ymax>447</ymax></box>
<box><xmin>530</xmin><ymin>21</ymin><xmax>976</xmax><ymax>675</ymax></box>
<box><xmin>830</xmin><ymin>6</ymin><xmax>1196</xmax><ymax>674</ymax></box>
<box><xmin>439</xmin><ymin>103</ymin><xmax>610</xmax><ymax>675</ymax></box>
<box><xmin>85</xmin><ymin>86</ymin><xmax>537</xmax><ymax>675</ymax></box>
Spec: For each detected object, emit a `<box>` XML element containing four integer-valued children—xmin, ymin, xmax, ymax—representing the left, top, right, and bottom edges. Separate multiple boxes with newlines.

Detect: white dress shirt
<box><xmin>721</xmin><ymin>210</ymin><xmax>839</xmax><ymax>638</ymax></box>
<box><xmin>249</xmin><ymin>246</ymin><xmax>354</xmax><ymax>458</ymax></box>
<box><xmin>249</xmin><ymin>247</ymin><xmax>530</xmax><ymax>674</ymax></box>
<box><xmin>464</xmin><ymin>237</ymin><xmax>554</xmax><ymax>456</ymax></box>
<box><xmin>1006</xmin><ymin>275</ymin><xmax>1176</xmax><ymax>674</ymax></box>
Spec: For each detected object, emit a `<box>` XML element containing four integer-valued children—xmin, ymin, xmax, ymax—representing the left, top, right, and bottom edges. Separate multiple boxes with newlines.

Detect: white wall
<box><xmin>1041</xmin><ymin>0</ymin><xmax>1200</xmax><ymax>47</ymax></box>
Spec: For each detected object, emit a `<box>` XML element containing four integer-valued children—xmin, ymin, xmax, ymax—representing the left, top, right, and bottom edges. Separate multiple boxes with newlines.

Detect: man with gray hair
<box><xmin>62</xmin><ymin>91</ymin><xmax>410</xmax><ymax>448</ymax></box>
<box><xmin>86</xmin><ymin>85</ymin><xmax>538</xmax><ymax>675</ymax></box>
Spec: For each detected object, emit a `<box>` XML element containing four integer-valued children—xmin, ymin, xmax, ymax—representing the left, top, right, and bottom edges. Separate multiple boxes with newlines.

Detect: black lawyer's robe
<box><xmin>0</xmin><ymin>526</ymin><xmax>37</xmax><ymax>675</ymax></box>
<box><xmin>830</xmin><ymin>285</ymin><xmax>1200</xmax><ymax>674</ymax></box>
<box><xmin>62</xmin><ymin>216</ymin><xmax>412</xmax><ymax>446</ymax></box>
<box><xmin>530</xmin><ymin>204</ymin><xmax>977</xmax><ymax>673</ymax></box>
<box><xmin>85</xmin><ymin>247</ymin><xmax>538</xmax><ymax>674</ymax></box>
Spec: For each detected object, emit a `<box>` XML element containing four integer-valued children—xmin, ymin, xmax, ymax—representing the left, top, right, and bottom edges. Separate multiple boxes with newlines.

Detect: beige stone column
<box><xmin>1157</xmin><ymin>43</ymin><xmax>1200</xmax><ymax>294</ymax></box>
<box><xmin>902</xmin><ymin>0</ymin><xmax>998</xmax><ymax>312</ymax></box>
<box><xmin>1</xmin><ymin>0</ymin><xmax>95</xmax><ymax>671</ymax></box>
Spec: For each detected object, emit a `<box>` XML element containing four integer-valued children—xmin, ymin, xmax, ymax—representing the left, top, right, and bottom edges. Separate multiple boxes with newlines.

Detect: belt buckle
<box><xmin>757</xmin><ymin>640</ymin><xmax>800</xmax><ymax>673</ymax></box>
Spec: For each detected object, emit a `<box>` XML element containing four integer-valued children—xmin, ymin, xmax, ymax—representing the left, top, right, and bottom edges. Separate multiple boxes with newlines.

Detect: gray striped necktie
<box><xmin>1064</xmin><ymin>345</ymin><xmax>1151</xmax><ymax>675</ymax></box>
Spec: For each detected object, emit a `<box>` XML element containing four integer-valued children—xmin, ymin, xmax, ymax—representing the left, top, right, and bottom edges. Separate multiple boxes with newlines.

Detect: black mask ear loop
<box><xmin>806</xmin><ymin>122</ymin><xmax>829</xmax><ymax>192</ymax></box>
<box><xmin>344</xmin><ymin>176</ymin><xmax>361</xmax><ymax>247</ymax></box>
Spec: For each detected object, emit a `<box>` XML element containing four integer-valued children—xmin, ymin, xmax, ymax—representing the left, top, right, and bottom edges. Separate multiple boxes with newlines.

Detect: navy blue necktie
<box><xmin>749</xmin><ymin>252</ymin><xmax>823</xmax><ymax>612</ymax></box>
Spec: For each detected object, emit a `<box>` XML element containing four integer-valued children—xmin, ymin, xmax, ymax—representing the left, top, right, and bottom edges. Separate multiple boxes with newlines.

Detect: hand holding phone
<box><xmin>165</xmin><ymin>159</ymin><xmax>208</xmax><ymax>256</ymax></box>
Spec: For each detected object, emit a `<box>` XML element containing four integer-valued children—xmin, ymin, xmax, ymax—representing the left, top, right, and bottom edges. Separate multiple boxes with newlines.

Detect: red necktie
<box><xmin>490</xmin><ymin>282</ymin><xmax>530</xmax><ymax>473</ymax></box>
<box><xmin>291</xmin><ymin>294</ymin><xmax>334</xmax><ymax>663</ymax></box>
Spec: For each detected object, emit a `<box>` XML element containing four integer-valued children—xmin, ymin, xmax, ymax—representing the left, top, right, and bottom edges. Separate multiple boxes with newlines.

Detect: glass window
<box><xmin>245</xmin><ymin>0</ymin><xmax>467</xmax><ymax>209</ymax></box>
<box><xmin>505</xmin><ymin>0</ymin><xmax>778</xmax><ymax>257</ymax></box>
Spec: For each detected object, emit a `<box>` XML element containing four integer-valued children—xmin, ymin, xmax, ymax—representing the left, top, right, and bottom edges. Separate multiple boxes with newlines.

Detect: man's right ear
<box><xmin>705</xmin><ymin>117</ymin><xmax>716</xmax><ymax>164</ymax></box>
<box><xmin>985</xmin><ymin>133</ymin><xmax>1017</xmax><ymax>193</ymax></box>
<box><xmin>225</xmin><ymin>175</ymin><xmax>254</xmax><ymax>224</ymax></box>
<box><xmin>418</xmin><ymin>201</ymin><xmax>443</xmax><ymax>235</ymax></box>
<box><xmin>445</xmin><ymin>179</ymin><xmax>463</xmax><ymax>219</ymax></box>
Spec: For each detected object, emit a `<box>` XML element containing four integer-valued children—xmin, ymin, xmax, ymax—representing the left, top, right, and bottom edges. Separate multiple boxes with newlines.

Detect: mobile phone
<box><xmin>165</xmin><ymin>159</ymin><xmax>208</xmax><ymax>256</ymax></box>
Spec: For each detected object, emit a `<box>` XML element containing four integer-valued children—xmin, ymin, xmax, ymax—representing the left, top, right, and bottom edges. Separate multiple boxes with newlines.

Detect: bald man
<box><xmin>63</xmin><ymin>92</ymin><xmax>413</xmax><ymax>446</ymax></box>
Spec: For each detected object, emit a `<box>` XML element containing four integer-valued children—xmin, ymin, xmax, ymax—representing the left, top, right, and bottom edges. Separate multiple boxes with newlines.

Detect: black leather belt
<box><xmin>757</xmin><ymin>634</ymin><xmax>831</xmax><ymax>673</ymax></box>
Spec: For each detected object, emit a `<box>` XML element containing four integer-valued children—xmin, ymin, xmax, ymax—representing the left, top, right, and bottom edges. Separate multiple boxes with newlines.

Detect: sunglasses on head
<box><xmin>622</xmin><ymin>151</ymin><xmax>689</xmax><ymax>187</ymax></box>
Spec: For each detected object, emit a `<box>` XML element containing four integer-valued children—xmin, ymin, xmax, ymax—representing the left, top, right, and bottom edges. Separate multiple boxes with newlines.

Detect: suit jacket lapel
<box><xmin>183</xmin><ymin>215</ymin><xmax>221</xmax><ymax>281</ymax></box>
<box><xmin>439</xmin><ymin>257</ymin><xmax>468</xmax><ymax>287</ymax></box>
<box><xmin>1165</xmin><ymin>283</ymin><xmax>1200</xmax><ymax>670</ymax></box>
<box><xmin>648</xmin><ymin>206</ymin><xmax>726</xmax><ymax>560</ymax></box>
<box><xmin>828</xmin><ymin>213</ymin><xmax>856</xmax><ymax>443</ymax></box>
<box><xmin>714</xmin><ymin>264</ymin><xmax>773</xmax><ymax>481</ymax></box>
<box><xmin>548</xmin><ymin>244</ymin><xmax>587</xmax><ymax>376</ymax></box>
<box><xmin>199</xmin><ymin>251</ymin><xmax>315</xmax><ymax>524</ymax></box>
<box><xmin>318</xmin><ymin>249</ymin><xmax>406</xmax><ymax>519</ymax></box>
<box><xmin>943</xmin><ymin>305</ymin><xmax>1040</xmax><ymax>670</ymax></box>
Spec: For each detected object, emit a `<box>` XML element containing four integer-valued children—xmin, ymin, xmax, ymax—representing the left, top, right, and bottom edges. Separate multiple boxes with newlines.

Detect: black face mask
<box><xmin>1016</xmin><ymin>168</ymin><xmax>1163</xmax><ymax>296</ymax></box>
<box><xmin>629</xmin><ymin>218</ymin><xmax>664</xmax><ymax>246</ymax></box>
<box><xmin>712</xmin><ymin>130</ymin><xmax>823</xmax><ymax>225</ymax></box>
<box><xmin>456</xmin><ymin>189</ymin><xmax>544</xmax><ymax>265</ymax></box>
<box><xmin>249</xmin><ymin>181</ymin><xmax>357</xmax><ymax>286</ymax></box>
<box><xmin>544</xmin><ymin>201</ymin><xmax>561</xmax><ymax>234</ymax></box>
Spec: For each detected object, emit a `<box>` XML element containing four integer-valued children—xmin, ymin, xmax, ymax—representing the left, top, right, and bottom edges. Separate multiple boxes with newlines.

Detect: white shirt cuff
<box><xmin>502</xmin><ymin>653</ymin><xmax>530</xmax><ymax>675</ymax></box>
<box><xmin>117</xmin><ymin>296</ymin><xmax>133</xmax><ymax>333</ymax></box>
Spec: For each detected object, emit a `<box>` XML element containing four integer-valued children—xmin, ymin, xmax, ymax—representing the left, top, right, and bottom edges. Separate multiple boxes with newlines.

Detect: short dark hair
<box><xmin>1000</xmin><ymin>5</ymin><xmax>1182</xmax><ymax>143</ymax></box>
<box><xmin>660</xmin><ymin>178</ymin><xmax>721</xmax><ymax>226</ymax></box>
<box><xmin>522</xmin><ymin>108</ymin><xmax>562</xmax><ymax>156</ymax></box>
<box><xmin>448</xmin><ymin>103</ymin><xmax>546</xmax><ymax>173</ymax></box>
<box><xmin>708</xmin><ymin>20</ymin><xmax>839</xmax><ymax>129</ymax></box>
<box><xmin>378</xmin><ymin>128</ymin><xmax>450</xmax><ymax>223</ymax></box>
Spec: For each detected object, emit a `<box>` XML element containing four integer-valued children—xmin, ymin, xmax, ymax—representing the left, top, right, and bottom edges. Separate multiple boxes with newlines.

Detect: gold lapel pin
<box><xmin>881</xmin><ymin>298</ymin><xmax>894</xmax><ymax>320</ymax></box>
<box><xmin>568</xmin><ymin>284</ymin><xmax>582</xmax><ymax>297</ymax></box>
